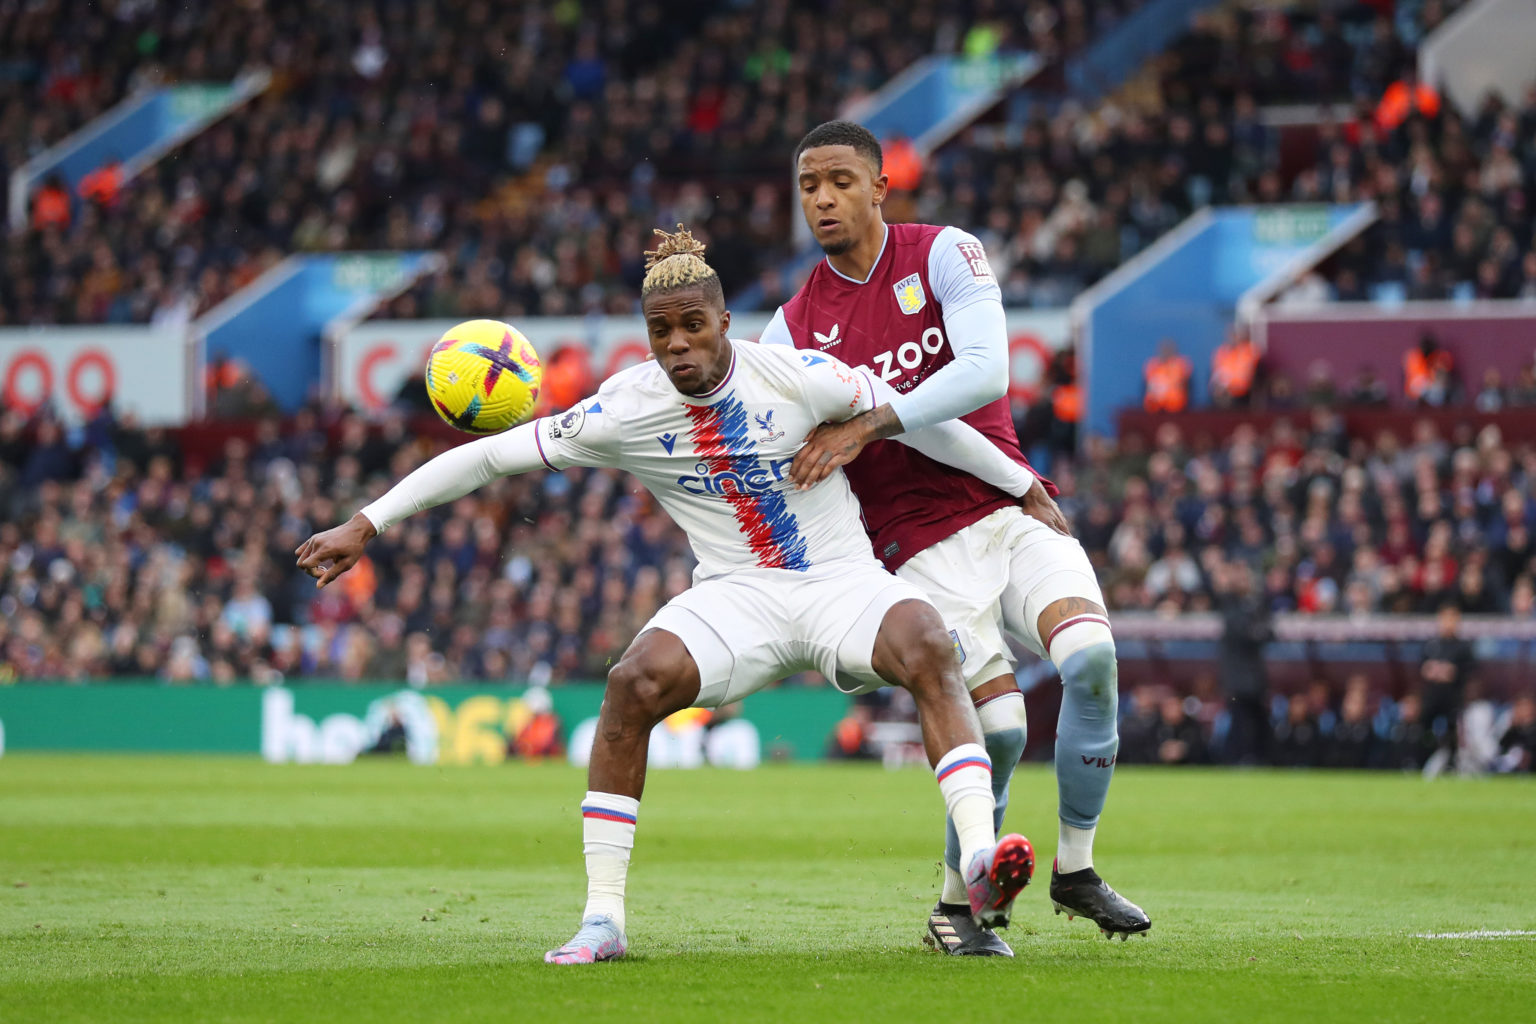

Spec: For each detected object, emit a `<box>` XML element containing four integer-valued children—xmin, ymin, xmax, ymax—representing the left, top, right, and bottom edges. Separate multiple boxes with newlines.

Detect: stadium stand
<box><xmin>3</xmin><ymin>403</ymin><xmax>1534</xmax><ymax>772</ymax></box>
<box><xmin>4</xmin><ymin>3</ymin><xmax>1533</xmax><ymax>774</ymax></box>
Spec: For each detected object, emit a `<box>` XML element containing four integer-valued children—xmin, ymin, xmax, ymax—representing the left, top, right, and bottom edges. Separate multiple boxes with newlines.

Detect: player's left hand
<box><xmin>295</xmin><ymin>513</ymin><xmax>378</xmax><ymax>588</ymax></box>
<box><xmin>790</xmin><ymin>419</ymin><xmax>869</xmax><ymax>489</ymax></box>
<box><xmin>1020</xmin><ymin>477</ymin><xmax>1071</xmax><ymax>536</ymax></box>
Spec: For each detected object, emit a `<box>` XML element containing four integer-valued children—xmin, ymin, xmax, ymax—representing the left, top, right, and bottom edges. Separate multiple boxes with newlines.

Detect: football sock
<box><xmin>1056</xmin><ymin>822</ymin><xmax>1097</xmax><ymax>874</ymax></box>
<box><xmin>934</xmin><ymin>744</ymin><xmax>994</xmax><ymax>871</ymax></box>
<box><xmin>1051</xmin><ymin>619</ymin><xmax>1119</xmax><ymax>832</ymax></box>
<box><xmin>941</xmin><ymin>691</ymin><xmax>1027</xmax><ymax>905</ymax></box>
<box><xmin>580</xmin><ymin>791</ymin><xmax>639</xmax><ymax>931</ymax></box>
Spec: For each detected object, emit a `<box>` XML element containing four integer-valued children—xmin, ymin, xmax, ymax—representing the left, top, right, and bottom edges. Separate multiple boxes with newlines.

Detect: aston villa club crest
<box><xmin>893</xmin><ymin>273</ymin><xmax>926</xmax><ymax>315</ymax></box>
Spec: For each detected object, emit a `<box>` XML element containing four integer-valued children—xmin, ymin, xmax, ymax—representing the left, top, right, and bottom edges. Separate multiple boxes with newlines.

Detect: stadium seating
<box><xmin>4</xmin><ymin>0</ymin><xmax>1171</xmax><ymax>326</ymax></box>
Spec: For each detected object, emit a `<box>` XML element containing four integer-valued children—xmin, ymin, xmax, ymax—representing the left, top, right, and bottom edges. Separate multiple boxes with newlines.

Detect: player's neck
<box><xmin>825</xmin><ymin>221</ymin><xmax>888</xmax><ymax>284</ymax></box>
<box><xmin>688</xmin><ymin>339</ymin><xmax>736</xmax><ymax>399</ymax></box>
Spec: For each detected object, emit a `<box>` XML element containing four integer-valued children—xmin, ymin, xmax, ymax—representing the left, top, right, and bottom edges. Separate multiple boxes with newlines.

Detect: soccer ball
<box><xmin>424</xmin><ymin>319</ymin><xmax>543</xmax><ymax>434</ymax></box>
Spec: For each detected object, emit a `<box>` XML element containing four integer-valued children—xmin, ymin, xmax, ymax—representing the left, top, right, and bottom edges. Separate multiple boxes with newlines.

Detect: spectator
<box><xmin>1375</xmin><ymin>693</ymin><xmax>1429</xmax><ymax>770</ymax></box>
<box><xmin>78</xmin><ymin>157</ymin><xmax>124</xmax><ymax>211</ymax></box>
<box><xmin>510</xmin><ymin>687</ymin><xmax>565</xmax><ymax>761</ymax></box>
<box><xmin>1143</xmin><ymin>339</ymin><xmax>1192</xmax><ymax>413</ymax></box>
<box><xmin>1210</xmin><ymin>331</ymin><xmax>1261</xmax><ymax>408</ymax></box>
<box><xmin>1495</xmin><ymin>695</ymin><xmax>1536</xmax><ymax>773</ymax></box>
<box><xmin>1153</xmin><ymin>695</ymin><xmax>1208</xmax><ymax>765</ymax></box>
<box><xmin>1323</xmin><ymin>676</ymin><xmax>1375</xmax><ymax>769</ymax></box>
<box><xmin>31</xmin><ymin>173</ymin><xmax>71</xmax><ymax>231</ymax></box>
<box><xmin>1217</xmin><ymin>560</ymin><xmax>1273</xmax><ymax>765</ymax></box>
<box><xmin>1419</xmin><ymin>603</ymin><xmax>1476</xmax><ymax>776</ymax></box>
<box><xmin>1403</xmin><ymin>333</ymin><xmax>1456</xmax><ymax>406</ymax></box>
<box><xmin>1274</xmin><ymin>694</ymin><xmax>1321</xmax><ymax>768</ymax></box>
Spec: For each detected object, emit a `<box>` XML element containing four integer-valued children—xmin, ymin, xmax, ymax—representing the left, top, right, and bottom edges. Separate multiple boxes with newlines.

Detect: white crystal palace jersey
<box><xmin>534</xmin><ymin>341</ymin><xmax>884</xmax><ymax>582</ymax></box>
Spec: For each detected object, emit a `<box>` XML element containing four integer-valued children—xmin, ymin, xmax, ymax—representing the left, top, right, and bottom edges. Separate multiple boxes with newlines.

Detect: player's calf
<box><xmin>568</xmin><ymin>629</ymin><xmax>701</xmax><ymax>960</ymax></box>
<box><xmin>871</xmin><ymin>600</ymin><xmax>1017</xmax><ymax>904</ymax></box>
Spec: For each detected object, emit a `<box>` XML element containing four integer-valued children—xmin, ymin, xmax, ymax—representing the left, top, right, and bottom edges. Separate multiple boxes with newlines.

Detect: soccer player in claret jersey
<box><xmin>296</xmin><ymin>228</ymin><xmax>1037</xmax><ymax>964</ymax></box>
<box><xmin>759</xmin><ymin>121</ymin><xmax>1151</xmax><ymax>952</ymax></box>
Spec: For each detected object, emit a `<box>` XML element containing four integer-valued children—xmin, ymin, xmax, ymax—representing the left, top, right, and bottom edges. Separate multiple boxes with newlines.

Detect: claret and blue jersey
<box><xmin>535</xmin><ymin>341</ymin><xmax>884</xmax><ymax>583</ymax></box>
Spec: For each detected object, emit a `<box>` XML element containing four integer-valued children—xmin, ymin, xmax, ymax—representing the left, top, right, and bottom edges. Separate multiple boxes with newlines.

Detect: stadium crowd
<box><xmin>931</xmin><ymin>4</ymin><xmax>1536</xmax><ymax>309</ymax></box>
<box><xmin>3</xmin><ymin>402</ymin><xmax>1532</xmax><ymax>659</ymax></box>
<box><xmin>2</xmin><ymin>0</ymin><xmax>1148</xmax><ymax>328</ymax></box>
<box><xmin>10</xmin><ymin>0</ymin><xmax>1529</xmax><ymax>326</ymax></box>
<box><xmin>4</xmin><ymin>392</ymin><xmax>1535</xmax><ymax>775</ymax></box>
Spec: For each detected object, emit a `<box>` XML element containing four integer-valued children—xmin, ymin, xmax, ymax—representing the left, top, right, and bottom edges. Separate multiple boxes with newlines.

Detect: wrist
<box><xmin>351</xmin><ymin>511</ymin><xmax>379</xmax><ymax>540</ymax></box>
<box><xmin>864</xmin><ymin>403</ymin><xmax>904</xmax><ymax>442</ymax></box>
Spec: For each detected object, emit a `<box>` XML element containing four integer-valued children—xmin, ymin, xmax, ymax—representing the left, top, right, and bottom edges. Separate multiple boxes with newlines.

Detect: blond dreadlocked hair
<box><xmin>640</xmin><ymin>224</ymin><xmax>724</xmax><ymax>306</ymax></box>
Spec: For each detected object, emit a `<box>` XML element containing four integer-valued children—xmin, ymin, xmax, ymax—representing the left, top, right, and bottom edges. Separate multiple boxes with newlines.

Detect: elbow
<box><xmin>977</xmin><ymin>354</ymin><xmax>1010</xmax><ymax>405</ymax></box>
<box><xmin>982</xmin><ymin>369</ymin><xmax>1009</xmax><ymax>405</ymax></box>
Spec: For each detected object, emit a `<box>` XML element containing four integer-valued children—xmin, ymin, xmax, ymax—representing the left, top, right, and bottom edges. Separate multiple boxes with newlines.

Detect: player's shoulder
<box><xmin>889</xmin><ymin>222</ymin><xmax>950</xmax><ymax>247</ymax></box>
<box><xmin>736</xmin><ymin>336</ymin><xmax>812</xmax><ymax>375</ymax></box>
<box><xmin>591</xmin><ymin>359</ymin><xmax>669</xmax><ymax>415</ymax></box>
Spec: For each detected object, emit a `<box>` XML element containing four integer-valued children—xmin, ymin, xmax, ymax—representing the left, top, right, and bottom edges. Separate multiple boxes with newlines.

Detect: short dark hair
<box><xmin>793</xmin><ymin>120</ymin><xmax>883</xmax><ymax>175</ymax></box>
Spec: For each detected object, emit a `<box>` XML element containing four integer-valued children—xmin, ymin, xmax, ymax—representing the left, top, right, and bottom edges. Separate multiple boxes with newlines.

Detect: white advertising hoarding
<box><xmin>331</xmin><ymin>310</ymin><xmax>1069</xmax><ymax>413</ymax></box>
<box><xmin>0</xmin><ymin>326</ymin><xmax>193</xmax><ymax>425</ymax></box>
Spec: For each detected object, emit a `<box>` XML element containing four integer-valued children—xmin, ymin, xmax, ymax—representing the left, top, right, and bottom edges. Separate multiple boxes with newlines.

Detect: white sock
<box><xmin>1057</xmin><ymin>821</ymin><xmax>1096</xmax><ymax>874</ymax></box>
<box><xmin>941</xmin><ymin>865</ymin><xmax>968</xmax><ymax>905</ymax></box>
<box><xmin>935</xmin><ymin>744</ymin><xmax>994</xmax><ymax>871</ymax></box>
<box><xmin>581</xmin><ymin>791</ymin><xmax>639</xmax><ymax>931</ymax></box>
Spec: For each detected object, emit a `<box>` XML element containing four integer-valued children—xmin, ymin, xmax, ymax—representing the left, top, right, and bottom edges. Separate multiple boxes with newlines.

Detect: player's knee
<box><xmin>606</xmin><ymin>657</ymin><xmax>683</xmax><ymax>726</ymax></box>
<box><xmin>1055</xmin><ymin>624</ymin><xmax>1118</xmax><ymax>719</ymax></box>
<box><xmin>903</xmin><ymin>625</ymin><xmax>965</xmax><ymax>692</ymax></box>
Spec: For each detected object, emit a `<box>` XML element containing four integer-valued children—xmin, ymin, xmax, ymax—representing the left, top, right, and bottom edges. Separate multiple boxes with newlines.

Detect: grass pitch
<box><xmin>2</xmin><ymin>755</ymin><xmax>1533</xmax><ymax>1023</ymax></box>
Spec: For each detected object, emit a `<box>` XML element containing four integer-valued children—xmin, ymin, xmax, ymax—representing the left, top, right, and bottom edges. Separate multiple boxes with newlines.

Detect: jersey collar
<box><xmin>824</xmin><ymin>224</ymin><xmax>889</xmax><ymax>285</ymax></box>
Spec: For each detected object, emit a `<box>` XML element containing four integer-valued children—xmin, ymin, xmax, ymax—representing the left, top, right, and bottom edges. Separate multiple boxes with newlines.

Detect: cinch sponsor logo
<box><xmin>677</xmin><ymin>456</ymin><xmax>795</xmax><ymax>495</ymax></box>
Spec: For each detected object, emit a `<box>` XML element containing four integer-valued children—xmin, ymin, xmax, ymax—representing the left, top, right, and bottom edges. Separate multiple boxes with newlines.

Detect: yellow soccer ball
<box><xmin>424</xmin><ymin>319</ymin><xmax>543</xmax><ymax>434</ymax></box>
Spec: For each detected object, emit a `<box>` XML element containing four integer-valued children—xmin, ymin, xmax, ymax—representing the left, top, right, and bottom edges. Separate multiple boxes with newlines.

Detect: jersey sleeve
<box><xmin>882</xmin><ymin>226</ymin><xmax>1010</xmax><ymax>432</ymax></box>
<box><xmin>870</xmin><ymin>374</ymin><xmax>1037</xmax><ymax>498</ymax></box>
<box><xmin>757</xmin><ymin>307</ymin><xmax>793</xmax><ymax>347</ymax></box>
<box><xmin>359</xmin><ymin>421</ymin><xmax>550</xmax><ymax>533</ymax></box>
<box><xmin>927</xmin><ymin>225</ymin><xmax>1003</xmax><ymax>314</ymax></box>
<box><xmin>792</xmin><ymin>349</ymin><xmax>877</xmax><ymax>423</ymax></box>
<box><xmin>535</xmin><ymin>395</ymin><xmax>623</xmax><ymax>470</ymax></box>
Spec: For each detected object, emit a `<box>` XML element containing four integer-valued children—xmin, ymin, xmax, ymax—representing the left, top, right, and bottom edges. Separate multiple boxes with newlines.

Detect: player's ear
<box><xmin>719</xmin><ymin>308</ymin><xmax>731</xmax><ymax>336</ymax></box>
<box><xmin>871</xmin><ymin>171</ymin><xmax>889</xmax><ymax>207</ymax></box>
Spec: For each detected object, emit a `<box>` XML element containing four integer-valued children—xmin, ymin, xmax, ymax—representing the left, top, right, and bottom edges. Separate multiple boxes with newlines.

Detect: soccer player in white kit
<box><xmin>762</xmin><ymin>121</ymin><xmax>1151</xmax><ymax>952</ymax></box>
<box><xmin>295</xmin><ymin>228</ymin><xmax>1036</xmax><ymax>964</ymax></box>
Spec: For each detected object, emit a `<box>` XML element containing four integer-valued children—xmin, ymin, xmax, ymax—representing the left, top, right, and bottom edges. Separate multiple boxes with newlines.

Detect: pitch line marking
<box><xmin>1411</xmin><ymin>930</ymin><xmax>1536</xmax><ymax>939</ymax></box>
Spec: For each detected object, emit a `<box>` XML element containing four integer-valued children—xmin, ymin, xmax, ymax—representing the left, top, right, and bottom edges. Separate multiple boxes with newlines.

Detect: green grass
<box><xmin>2</xmin><ymin>756</ymin><xmax>1533</xmax><ymax>1023</ymax></box>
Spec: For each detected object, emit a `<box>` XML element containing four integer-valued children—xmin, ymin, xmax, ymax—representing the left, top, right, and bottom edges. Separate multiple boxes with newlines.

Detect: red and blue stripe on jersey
<box><xmin>683</xmin><ymin>394</ymin><xmax>810</xmax><ymax>572</ymax></box>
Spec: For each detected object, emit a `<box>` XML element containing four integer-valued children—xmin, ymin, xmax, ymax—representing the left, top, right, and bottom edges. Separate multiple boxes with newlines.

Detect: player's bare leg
<box><xmin>870</xmin><ymin>600</ymin><xmax>1034</xmax><ymax>931</ymax></box>
<box><xmin>1036</xmin><ymin>596</ymin><xmax>1150</xmax><ymax>939</ymax></box>
<box><xmin>930</xmin><ymin>673</ymin><xmax>1028</xmax><ymax>956</ymax></box>
<box><xmin>546</xmin><ymin>629</ymin><xmax>701</xmax><ymax>965</ymax></box>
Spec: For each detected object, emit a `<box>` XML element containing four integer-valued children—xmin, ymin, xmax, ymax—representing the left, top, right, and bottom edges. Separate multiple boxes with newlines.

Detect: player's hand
<box><xmin>790</xmin><ymin>419</ymin><xmax>870</xmax><ymax>490</ymax></box>
<box><xmin>295</xmin><ymin>513</ymin><xmax>377</xmax><ymax>589</ymax></box>
<box><xmin>1020</xmin><ymin>477</ymin><xmax>1071</xmax><ymax>536</ymax></box>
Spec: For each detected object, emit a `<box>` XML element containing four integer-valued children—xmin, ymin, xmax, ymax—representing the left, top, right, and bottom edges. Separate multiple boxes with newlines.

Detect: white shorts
<box><xmin>643</xmin><ymin>562</ymin><xmax>934</xmax><ymax>708</ymax></box>
<box><xmin>897</xmin><ymin>506</ymin><xmax>1106</xmax><ymax>687</ymax></box>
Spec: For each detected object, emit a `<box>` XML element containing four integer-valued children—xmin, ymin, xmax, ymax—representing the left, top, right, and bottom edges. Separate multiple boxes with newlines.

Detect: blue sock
<box><xmin>1054</xmin><ymin>642</ymin><xmax>1118</xmax><ymax>829</ymax></box>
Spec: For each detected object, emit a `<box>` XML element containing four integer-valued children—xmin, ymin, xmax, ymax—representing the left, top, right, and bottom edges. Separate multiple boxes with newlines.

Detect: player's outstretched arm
<box><xmin>875</xmin><ymin>377</ymin><xmax>1037</xmax><ymax>500</ymax></box>
<box><xmin>294</xmin><ymin>420</ymin><xmax>562</xmax><ymax>588</ymax></box>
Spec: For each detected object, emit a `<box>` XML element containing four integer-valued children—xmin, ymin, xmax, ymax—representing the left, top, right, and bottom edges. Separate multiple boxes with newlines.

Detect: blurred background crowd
<box><xmin>5</xmin><ymin>0</ymin><xmax>1533</xmax><ymax>326</ymax></box>
<box><xmin>4</xmin><ymin>400</ymin><xmax>1535</xmax><ymax>772</ymax></box>
<box><xmin>3</xmin><ymin>0</ymin><xmax>1534</xmax><ymax>772</ymax></box>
